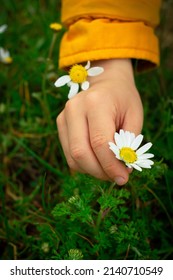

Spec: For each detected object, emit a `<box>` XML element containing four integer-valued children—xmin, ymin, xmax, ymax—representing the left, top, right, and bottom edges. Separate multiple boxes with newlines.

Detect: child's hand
<box><xmin>56</xmin><ymin>59</ymin><xmax>143</xmax><ymax>185</ymax></box>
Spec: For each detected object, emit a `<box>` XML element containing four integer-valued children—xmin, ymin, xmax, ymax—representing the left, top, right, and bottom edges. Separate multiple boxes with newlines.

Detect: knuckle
<box><xmin>66</xmin><ymin>156</ymin><xmax>77</xmax><ymax>170</ymax></box>
<box><xmin>91</xmin><ymin>133</ymin><xmax>107</xmax><ymax>150</ymax></box>
<box><xmin>64</xmin><ymin>99</ymin><xmax>72</xmax><ymax>110</ymax></box>
<box><xmin>56</xmin><ymin>115</ymin><xmax>64</xmax><ymax>135</ymax></box>
<box><xmin>85</xmin><ymin>91</ymin><xmax>100</xmax><ymax>106</ymax></box>
<box><xmin>64</xmin><ymin>99</ymin><xmax>80</xmax><ymax>118</ymax></box>
<box><xmin>64</xmin><ymin>99</ymin><xmax>76</xmax><ymax>113</ymax></box>
<box><xmin>56</xmin><ymin>114</ymin><xmax>62</xmax><ymax>126</ymax></box>
<box><xmin>70</xmin><ymin>146</ymin><xmax>86</xmax><ymax>161</ymax></box>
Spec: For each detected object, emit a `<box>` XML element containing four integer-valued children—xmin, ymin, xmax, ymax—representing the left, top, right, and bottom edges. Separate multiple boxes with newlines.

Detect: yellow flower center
<box><xmin>69</xmin><ymin>64</ymin><xmax>88</xmax><ymax>83</ymax></box>
<box><xmin>49</xmin><ymin>23</ymin><xmax>62</xmax><ymax>32</ymax></box>
<box><xmin>4</xmin><ymin>56</ymin><xmax>12</xmax><ymax>64</ymax></box>
<box><xmin>120</xmin><ymin>147</ymin><xmax>137</xmax><ymax>163</ymax></box>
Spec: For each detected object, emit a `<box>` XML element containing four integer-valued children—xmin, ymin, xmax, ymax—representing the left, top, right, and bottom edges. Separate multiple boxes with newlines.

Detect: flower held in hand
<box><xmin>54</xmin><ymin>61</ymin><xmax>104</xmax><ymax>99</ymax></box>
<box><xmin>109</xmin><ymin>129</ymin><xmax>154</xmax><ymax>171</ymax></box>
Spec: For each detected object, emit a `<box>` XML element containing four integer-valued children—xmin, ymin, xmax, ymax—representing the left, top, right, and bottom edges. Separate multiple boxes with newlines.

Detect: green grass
<box><xmin>0</xmin><ymin>1</ymin><xmax>173</xmax><ymax>260</ymax></box>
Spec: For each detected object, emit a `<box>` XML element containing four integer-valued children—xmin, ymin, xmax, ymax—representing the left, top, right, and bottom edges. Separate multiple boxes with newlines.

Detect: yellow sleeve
<box><xmin>59</xmin><ymin>0</ymin><xmax>161</xmax><ymax>70</ymax></box>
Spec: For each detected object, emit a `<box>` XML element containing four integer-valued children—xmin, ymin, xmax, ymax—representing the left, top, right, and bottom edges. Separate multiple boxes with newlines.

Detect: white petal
<box><xmin>68</xmin><ymin>82</ymin><xmax>79</xmax><ymax>99</ymax></box>
<box><xmin>122</xmin><ymin>131</ymin><xmax>135</xmax><ymax>147</ymax></box>
<box><xmin>114</xmin><ymin>132</ymin><xmax>124</xmax><ymax>149</ymax></box>
<box><xmin>85</xmin><ymin>61</ymin><xmax>90</xmax><ymax>70</ymax></box>
<box><xmin>54</xmin><ymin>75</ymin><xmax>70</xmax><ymax>87</ymax></box>
<box><xmin>130</xmin><ymin>163</ymin><xmax>142</xmax><ymax>172</ymax></box>
<box><xmin>136</xmin><ymin>142</ymin><xmax>152</xmax><ymax>156</ymax></box>
<box><xmin>87</xmin><ymin>67</ymin><xmax>104</xmax><ymax>76</ymax></box>
<box><xmin>131</xmin><ymin>134</ymin><xmax>143</xmax><ymax>150</ymax></box>
<box><xmin>0</xmin><ymin>24</ymin><xmax>7</xmax><ymax>33</ymax></box>
<box><xmin>130</xmin><ymin>132</ymin><xmax>136</xmax><ymax>144</ymax></box>
<box><xmin>108</xmin><ymin>142</ymin><xmax>120</xmax><ymax>157</ymax></box>
<box><xmin>81</xmin><ymin>81</ymin><xmax>89</xmax><ymax>90</ymax></box>
<box><xmin>0</xmin><ymin>47</ymin><xmax>9</xmax><ymax>57</ymax></box>
<box><xmin>0</xmin><ymin>48</ymin><xmax>4</xmax><ymax>58</ymax></box>
<box><xmin>126</xmin><ymin>164</ymin><xmax>133</xmax><ymax>169</ymax></box>
<box><xmin>136</xmin><ymin>162</ymin><xmax>152</xmax><ymax>169</ymax></box>
<box><xmin>119</xmin><ymin>129</ymin><xmax>126</xmax><ymax>146</ymax></box>
<box><xmin>0</xmin><ymin>48</ymin><xmax>11</xmax><ymax>63</ymax></box>
<box><xmin>125</xmin><ymin>131</ymin><xmax>132</xmax><ymax>147</ymax></box>
<box><xmin>116</xmin><ymin>155</ymin><xmax>121</xmax><ymax>160</ymax></box>
<box><xmin>138</xmin><ymin>153</ymin><xmax>154</xmax><ymax>160</ymax></box>
<box><xmin>137</xmin><ymin>159</ymin><xmax>154</xmax><ymax>166</ymax></box>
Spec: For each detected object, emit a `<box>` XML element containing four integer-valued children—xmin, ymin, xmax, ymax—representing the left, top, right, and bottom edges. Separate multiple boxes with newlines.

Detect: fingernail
<box><xmin>115</xmin><ymin>177</ymin><xmax>126</xmax><ymax>185</ymax></box>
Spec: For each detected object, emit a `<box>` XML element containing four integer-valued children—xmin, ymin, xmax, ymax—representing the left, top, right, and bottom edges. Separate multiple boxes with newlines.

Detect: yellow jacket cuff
<box><xmin>59</xmin><ymin>0</ymin><xmax>161</xmax><ymax>71</ymax></box>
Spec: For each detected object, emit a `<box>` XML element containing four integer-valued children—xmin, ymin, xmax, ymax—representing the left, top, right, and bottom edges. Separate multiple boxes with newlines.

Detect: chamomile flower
<box><xmin>0</xmin><ymin>47</ymin><xmax>12</xmax><ymax>64</ymax></box>
<box><xmin>0</xmin><ymin>24</ymin><xmax>7</xmax><ymax>34</ymax></box>
<box><xmin>54</xmin><ymin>61</ymin><xmax>104</xmax><ymax>99</ymax></box>
<box><xmin>108</xmin><ymin>129</ymin><xmax>154</xmax><ymax>171</ymax></box>
<box><xmin>49</xmin><ymin>22</ymin><xmax>62</xmax><ymax>32</ymax></box>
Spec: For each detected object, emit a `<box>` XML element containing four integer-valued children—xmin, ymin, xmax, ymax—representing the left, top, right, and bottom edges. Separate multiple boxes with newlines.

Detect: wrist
<box><xmin>89</xmin><ymin>59</ymin><xmax>135</xmax><ymax>84</ymax></box>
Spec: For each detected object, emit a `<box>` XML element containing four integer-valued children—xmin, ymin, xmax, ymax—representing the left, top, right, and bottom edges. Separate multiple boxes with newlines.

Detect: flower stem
<box><xmin>42</xmin><ymin>33</ymin><xmax>57</xmax><ymax>125</ymax></box>
<box><xmin>95</xmin><ymin>209</ymin><xmax>103</xmax><ymax>236</ymax></box>
<box><xmin>48</xmin><ymin>33</ymin><xmax>58</xmax><ymax>59</ymax></box>
<box><xmin>94</xmin><ymin>182</ymin><xmax>116</xmax><ymax>235</ymax></box>
<box><xmin>107</xmin><ymin>182</ymin><xmax>116</xmax><ymax>194</ymax></box>
<box><xmin>42</xmin><ymin>60</ymin><xmax>51</xmax><ymax>126</ymax></box>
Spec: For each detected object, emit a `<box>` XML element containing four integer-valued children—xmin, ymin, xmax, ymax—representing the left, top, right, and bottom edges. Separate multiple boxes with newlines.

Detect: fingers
<box><xmin>57</xmin><ymin>100</ymin><xmax>109</xmax><ymax>180</ymax></box>
<box><xmin>87</xmin><ymin>96</ymin><xmax>130</xmax><ymax>185</ymax></box>
<box><xmin>57</xmin><ymin>88</ymin><xmax>143</xmax><ymax>185</ymax></box>
<box><xmin>56</xmin><ymin>111</ymin><xmax>85</xmax><ymax>174</ymax></box>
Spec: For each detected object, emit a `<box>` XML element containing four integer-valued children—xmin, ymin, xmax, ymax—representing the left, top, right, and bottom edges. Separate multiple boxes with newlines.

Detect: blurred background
<box><xmin>0</xmin><ymin>0</ymin><xmax>173</xmax><ymax>260</ymax></box>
